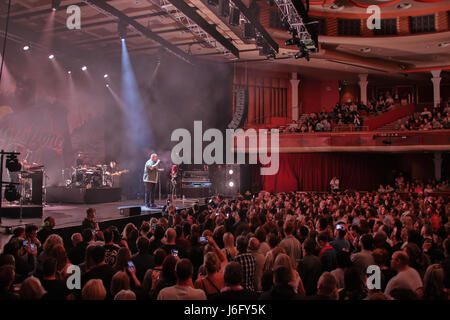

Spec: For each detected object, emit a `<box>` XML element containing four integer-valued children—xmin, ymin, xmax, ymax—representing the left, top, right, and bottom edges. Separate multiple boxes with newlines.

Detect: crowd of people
<box><xmin>378</xmin><ymin>177</ymin><xmax>449</xmax><ymax>194</ymax></box>
<box><xmin>282</xmin><ymin>93</ymin><xmax>397</xmax><ymax>133</ymax></box>
<box><xmin>397</xmin><ymin>103</ymin><xmax>450</xmax><ymax>131</ymax></box>
<box><xmin>1</xmin><ymin>189</ymin><xmax>448</xmax><ymax>301</ymax></box>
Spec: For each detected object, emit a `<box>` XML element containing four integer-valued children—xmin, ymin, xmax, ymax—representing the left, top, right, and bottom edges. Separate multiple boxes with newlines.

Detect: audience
<box><xmin>1</xmin><ymin>188</ymin><xmax>448</xmax><ymax>300</ymax></box>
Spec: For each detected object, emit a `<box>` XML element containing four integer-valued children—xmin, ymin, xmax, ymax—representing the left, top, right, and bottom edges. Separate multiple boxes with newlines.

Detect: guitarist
<box><xmin>143</xmin><ymin>153</ymin><xmax>160</xmax><ymax>208</ymax></box>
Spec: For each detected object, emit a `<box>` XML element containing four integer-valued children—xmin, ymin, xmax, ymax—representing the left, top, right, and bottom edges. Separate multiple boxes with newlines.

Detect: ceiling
<box><xmin>0</xmin><ymin>0</ymin><xmax>449</xmax><ymax>81</ymax></box>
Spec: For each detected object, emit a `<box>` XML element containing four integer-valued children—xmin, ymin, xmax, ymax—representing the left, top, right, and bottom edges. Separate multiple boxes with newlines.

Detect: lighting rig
<box><xmin>273</xmin><ymin>0</ymin><xmax>319</xmax><ymax>60</ymax></box>
<box><xmin>0</xmin><ymin>150</ymin><xmax>22</xmax><ymax>225</ymax></box>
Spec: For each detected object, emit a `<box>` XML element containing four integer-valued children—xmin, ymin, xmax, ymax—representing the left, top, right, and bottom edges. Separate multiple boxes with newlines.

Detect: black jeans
<box><xmin>144</xmin><ymin>182</ymin><xmax>157</xmax><ymax>206</ymax></box>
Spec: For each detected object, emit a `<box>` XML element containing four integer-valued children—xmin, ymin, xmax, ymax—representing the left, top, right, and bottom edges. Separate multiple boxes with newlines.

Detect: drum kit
<box><xmin>64</xmin><ymin>161</ymin><xmax>128</xmax><ymax>188</ymax></box>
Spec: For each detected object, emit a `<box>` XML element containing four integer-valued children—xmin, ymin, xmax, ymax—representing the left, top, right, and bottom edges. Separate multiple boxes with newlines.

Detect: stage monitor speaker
<box><xmin>228</xmin><ymin>88</ymin><xmax>248</xmax><ymax>129</ymax></box>
<box><xmin>220</xmin><ymin>0</ymin><xmax>230</xmax><ymax>17</ymax></box>
<box><xmin>120</xmin><ymin>206</ymin><xmax>141</xmax><ymax>217</ymax></box>
<box><xmin>208</xmin><ymin>0</ymin><xmax>219</xmax><ymax>6</ymax></box>
<box><xmin>243</xmin><ymin>22</ymin><xmax>256</xmax><ymax>39</ymax></box>
<box><xmin>229</xmin><ymin>7</ymin><xmax>240</xmax><ymax>26</ymax></box>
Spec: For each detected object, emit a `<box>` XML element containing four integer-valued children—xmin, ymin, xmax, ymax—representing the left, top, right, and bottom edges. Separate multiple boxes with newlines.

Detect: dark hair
<box><xmin>255</xmin><ymin>227</ymin><xmax>267</xmax><ymax>243</ymax></box>
<box><xmin>303</xmin><ymin>238</ymin><xmax>316</xmax><ymax>255</ymax></box>
<box><xmin>161</xmin><ymin>255</ymin><xmax>177</xmax><ymax>283</ymax></box>
<box><xmin>175</xmin><ymin>225</ymin><xmax>183</xmax><ymax>238</ymax></box>
<box><xmin>175</xmin><ymin>259</ymin><xmax>193</xmax><ymax>282</ymax></box>
<box><xmin>81</xmin><ymin>228</ymin><xmax>93</xmax><ymax>243</ymax></box>
<box><xmin>336</xmin><ymin>250</ymin><xmax>352</xmax><ymax>269</ymax></box>
<box><xmin>267</xmin><ymin>233</ymin><xmax>280</xmax><ymax>249</ymax></box>
<box><xmin>318</xmin><ymin>231</ymin><xmax>329</xmax><ymax>243</ymax></box>
<box><xmin>154</xmin><ymin>225</ymin><xmax>165</xmax><ymax>240</ymax></box>
<box><xmin>43</xmin><ymin>257</ymin><xmax>58</xmax><ymax>278</ymax></box>
<box><xmin>299</xmin><ymin>226</ymin><xmax>309</xmax><ymax>238</ymax></box>
<box><xmin>103</xmin><ymin>228</ymin><xmax>114</xmax><ymax>243</ymax></box>
<box><xmin>91</xmin><ymin>245</ymin><xmax>106</xmax><ymax>264</ymax></box>
<box><xmin>273</xmin><ymin>265</ymin><xmax>292</xmax><ymax>285</ymax></box>
<box><xmin>25</xmin><ymin>224</ymin><xmax>38</xmax><ymax>236</ymax></box>
<box><xmin>360</xmin><ymin>234</ymin><xmax>373</xmax><ymax>251</ymax></box>
<box><xmin>236</xmin><ymin>235</ymin><xmax>249</xmax><ymax>254</ymax></box>
<box><xmin>154</xmin><ymin>249</ymin><xmax>167</xmax><ymax>266</ymax></box>
<box><xmin>0</xmin><ymin>265</ymin><xmax>15</xmax><ymax>289</ymax></box>
<box><xmin>86</xmin><ymin>208</ymin><xmax>95</xmax><ymax>216</ymax></box>
<box><xmin>136</xmin><ymin>236</ymin><xmax>150</xmax><ymax>253</ymax></box>
<box><xmin>224</xmin><ymin>262</ymin><xmax>242</xmax><ymax>286</ymax></box>
<box><xmin>13</xmin><ymin>227</ymin><xmax>25</xmax><ymax>238</ymax></box>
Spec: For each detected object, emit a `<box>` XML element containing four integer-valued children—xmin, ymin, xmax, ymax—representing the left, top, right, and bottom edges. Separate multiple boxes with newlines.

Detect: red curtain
<box><xmin>258</xmin><ymin>153</ymin><xmax>397</xmax><ymax>192</ymax></box>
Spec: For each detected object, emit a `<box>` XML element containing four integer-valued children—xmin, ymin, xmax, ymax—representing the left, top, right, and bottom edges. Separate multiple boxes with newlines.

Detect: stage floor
<box><xmin>0</xmin><ymin>198</ymin><xmax>201</xmax><ymax>248</ymax></box>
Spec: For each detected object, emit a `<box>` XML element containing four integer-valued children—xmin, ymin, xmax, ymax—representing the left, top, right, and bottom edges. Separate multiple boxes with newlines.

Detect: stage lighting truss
<box><xmin>149</xmin><ymin>0</ymin><xmax>235</xmax><ymax>60</ymax></box>
<box><xmin>273</xmin><ymin>0</ymin><xmax>317</xmax><ymax>53</ymax></box>
<box><xmin>84</xmin><ymin>1</ymin><xmax>120</xmax><ymax>22</ymax></box>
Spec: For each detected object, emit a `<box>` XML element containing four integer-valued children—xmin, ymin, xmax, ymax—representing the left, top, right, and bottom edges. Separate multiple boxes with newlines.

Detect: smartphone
<box><xmin>30</xmin><ymin>243</ymin><xmax>36</xmax><ymax>251</ymax></box>
<box><xmin>199</xmin><ymin>236</ymin><xmax>208</xmax><ymax>244</ymax></box>
<box><xmin>215</xmin><ymin>212</ymin><xmax>220</xmax><ymax>217</ymax></box>
<box><xmin>226</xmin><ymin>213</ymin><xmax>229</xmax><ymax>218</ymax></box>
<box><xmin>23</xmin><ymin>240</ymin><xmax>29</xmax><ymax>247</ymax></box>
<box><xmin>171</xmin><ymin>249</ymin><xmax>178</xmax><ymax>257</ymax></box>
<box><xmin>127</xmin><ymin>261</ymin><xmax>135</xmax><ymax>272</ymax></box>
<box><xmin>336</xmin><ymin>224</ymin><xmax>345</xmax><ymax>231</ymax></box>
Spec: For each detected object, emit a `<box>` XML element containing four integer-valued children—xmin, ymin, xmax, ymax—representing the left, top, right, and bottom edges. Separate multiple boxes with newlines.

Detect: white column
<box><xmin>358</xmin><ymin>74</ymin><xmax>368</xmax><ymax>105</ymax></box>
<box><xmin>431</xmin><ymin>70</ymin><xmax>441</xmax><ymax>107</ymax></box>
<box><xmin>433</xmin><ymin>152</ymin><xmax>442</xmax><ymax>181</ymax></box>
<box><xmin>290</xmin><ymin>72</ymin><xmax>300</xmax><ymax>121</ymax></box>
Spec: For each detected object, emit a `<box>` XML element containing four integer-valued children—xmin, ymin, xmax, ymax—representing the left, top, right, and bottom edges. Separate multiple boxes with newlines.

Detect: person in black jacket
<box><xmin>132</xmin><ymin>237</ymin><xmax>155</xmax><ymax>283</ymax></box>
<box><xmin>210</xmin><ymin>262</ymin><xmax>259</xmax><ymax>300</ymax></box>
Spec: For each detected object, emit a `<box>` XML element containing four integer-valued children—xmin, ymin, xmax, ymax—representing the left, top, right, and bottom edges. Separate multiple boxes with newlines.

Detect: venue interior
<box><xmin>0</xmin><ymin>0</ymin><xmax>449</xmax><ymax>302</ymax></box>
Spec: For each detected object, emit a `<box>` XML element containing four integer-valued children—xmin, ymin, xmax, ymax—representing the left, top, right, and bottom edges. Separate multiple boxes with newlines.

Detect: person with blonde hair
<box><xmin>194</xmin><ymin>252</ymin><xmax>224</xmax><ymax>298</ymax></box>
<box><xmin>273</xmin><ymin>253</ymin><xmax>306</xmax><ymax>296</ymax></box>
<box><xmin>114</xmin><ymin>289</ymin><xmax>136</xmax><ymax>300</ymax></box>
<box><xmin>222</xmin><ymin>233</ymin><xmax>237</xmax><ymax>261</ymax></box>
<box><xmin>82</xmin><ymin>279</ymin><xmax>107</xmax><ymax>300</ymax></box>
<box><xmin>110</xmin><ymin>271</ymin><xmax>131</xmax><ymax>298</ymax></box>
<box><xmin>38</xmin><ymin>234</ymin><xmax>63</xmax><ymax>271</ymax></box>
<box><xmin>19</xmin><ymin>276</ymin><xmax>46</xmax><ymax>300</ymax></box>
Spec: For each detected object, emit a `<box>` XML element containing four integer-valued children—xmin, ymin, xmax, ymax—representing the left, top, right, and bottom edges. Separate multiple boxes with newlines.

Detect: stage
<box><xmin>0</xmin><ymin>197</ymin><xmax>202</xmax><ymax>248</ymax></box>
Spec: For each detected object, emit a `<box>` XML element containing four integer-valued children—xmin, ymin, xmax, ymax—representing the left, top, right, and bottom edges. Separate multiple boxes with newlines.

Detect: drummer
<box><xmin>75</xmin><ymin>152</ymin><xmax>86</xmax><ymax>167</ymax></box>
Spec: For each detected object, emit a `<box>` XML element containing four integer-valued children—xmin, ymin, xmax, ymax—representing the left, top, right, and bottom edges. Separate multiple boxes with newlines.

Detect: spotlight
<box><xmin>228</xmin><ymin>181</ymin><xmax>234</xmax><ymax>187</ymax></box>
<box><xmin>4</xmin><ymin>184</ymin><xmax>21</xmax><ymax>202</ymax></box>
<box><xmin>48</xmin><ymin>54</ymin><xmax>55</xmax><ymax>59</ymax></box>
<box><xmin>23</xmin><ymin>45</ymin><xmax>30</xmax><ymax>51</ymax></box>
<box><xmin>5</xmin><ymin>154</ymin><xmax>21</xmax><ymax>172</ymax></box>
<box><xmin>68</xmin><ymin>71</ymin><xmax>71</xmax><ymax>74</ymax></box>
<box><xmin>104</xmin><ymin>74</ymin><xmax>108</xmax><ymax>78</ymax></box>
<box><xmin>106</xmin><ymin>84</ymin><xmax>110</xmax><ymax>88</ymax></box>
<box><xmin>51</xmin><ymin>0</ymin><xmax>61</xmax><ymax>11</ymax></box>
<box><xmin>118</xmin><ymin>21</ymin><xmax>128</xmax><ymax>40</ymax></box>
<box><xmin>81</xmin><ymin>66</ymin><xmax>87</xmax><ymax>71</ymax></box>
<box><xmin>228</xmin><ymin>169</ymin><xmax>234</xmax><ymax>175</ymax></box>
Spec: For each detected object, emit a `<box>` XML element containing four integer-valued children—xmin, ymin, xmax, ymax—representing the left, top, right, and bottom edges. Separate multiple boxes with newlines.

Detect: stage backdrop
<box><xmin>256</xmin><ymin>152</ymin><xmax>400</xmax><ymax>192</ymax></box>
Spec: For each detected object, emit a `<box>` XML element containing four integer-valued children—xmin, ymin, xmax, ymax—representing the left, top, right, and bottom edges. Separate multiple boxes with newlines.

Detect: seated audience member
<box><xmin>37</xmin><ymin>217</ymin><xmax>56</xmax><ymax>244</ymax></box>
<box><xmin>0</xmin><ymin>265</ymin><xmax>19</xmax><ymax>300</ymax></box>
<box><xmin>19</xmin><ymin>276</ymin><xmax>46</xmax><ymax>300</ymax></box>
<box><xmin>298</xmin><ymin>238</ymin><xmax>322</xmax><ymax>296</ymax></box>
<box><xmin>82</xmin><ymin>245</ymin><xmax>115</xmax><ymax>297</ymax></box>
<box><xmin>259</xmin><ymin>266</ymin><xmax>302</xmax><ymax>300</ymax></box>
<box><xmin>68</xmin><ymin>233</ymin><xmax>85</xmax><ymax>265</ymax></box>
<box><xmin>233</xmin><ymin>236</ymin><xmax>256</xmax><ymax>291</ymax></box>
<box><xmin>210</xmin><ymin>262</ymin><xmax>259</xmax><ymax>300</ymax></box>
<box><xmin>157</xmin><ymin>259</ymin><xmax>206</xmax><ymax>300</ymax></box>
<box><xmin>110</xmin><ymin>271</ymin><xmax>131</xmax><ymax>298</ymax></box>
<box><xmin>132</xmin><ymin>236</ymin><xmax>155</xmax><ymax>283</ymax></box>
<box><xmin>114</xmin><ymin>289</ymin><xmax>136</xmax><ymax>300</ymax></box>
<box><xmin>305</xmin><ymin>272</ymin><xmax>338</xmax><ymax>300</ymax></box>
<box><xmin>82</xmin><ymin>279</ymin><xmax>107</xmax><ymax>300</ymax></box>
<box><xmin>385</xmin><ymin>251</ymin><xmax>423</xmax><ymax>298</ymax></box>
<box><xmin>103</xmin><ymin>227</ymin><xmax>120</xmax><ymax>266</ymax></box>
<box><xmin>40</xmin><ymin>257</ymin><xmax>70</xmax><ymax>300</ymax></box>
<box><xmin>194</xmin><ymin>252</ymin><xmax>224</xmax><ymax>298</ymax></box>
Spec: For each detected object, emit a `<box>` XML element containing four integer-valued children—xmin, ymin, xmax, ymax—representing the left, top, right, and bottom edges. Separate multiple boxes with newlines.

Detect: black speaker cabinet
<box><xmin>229</xmin><ymin>7</ymin><xmax>240</xmax><ymax>26</ymax></box>
<box><xmin>120</xmin><ymin>206</ymin><xmax>141</xmax><ymax>217</ymax></box>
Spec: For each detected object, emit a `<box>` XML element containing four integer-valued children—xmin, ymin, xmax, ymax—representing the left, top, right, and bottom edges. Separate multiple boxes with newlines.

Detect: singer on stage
<box><xmin>143</xmin><ymin>153</ymin><xmax>160</xmax><ymax>208</ymax></box>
